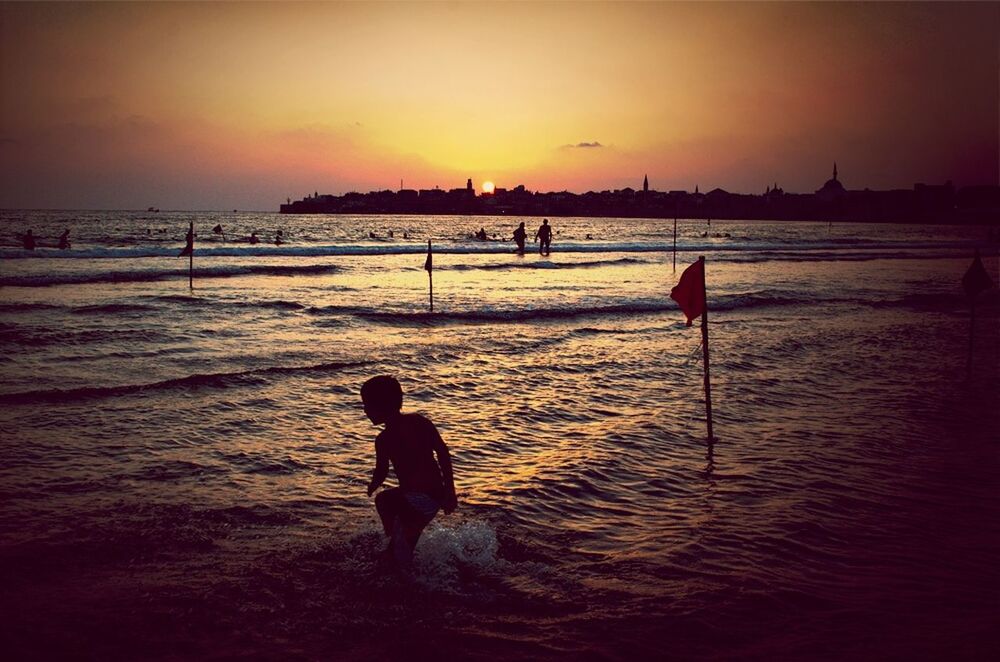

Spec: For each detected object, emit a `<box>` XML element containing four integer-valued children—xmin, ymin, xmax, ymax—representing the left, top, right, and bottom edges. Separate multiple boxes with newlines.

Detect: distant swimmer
<box><xmin>362</xmin><ymin>375</ymin><xmax>457</xmax><ymax>572</ymax></box>
<box><xmin>475</xmin><ymin>227</ymin><xmax>488</xmax><ymax>241</ymax></box>
<box><xmin>388</xmin><ymin>230</ymin><xmax>394</xmax><ymax>238</ymax></box>
<box><xmin>22</xmin><ymin>229</ymin><xmax>35</xmax><ymax>250</ymax></box>
<box><xmin>212</xmin><ymin>224</ymin><xmax>225</xmax><ymax>241</ymax></box>
<box><xmin>369</xmin><ymin>231</ymin><xmax>377</xmax><ymax>239</ymax></box>
<box><xmin>585</xmin><ymin>233</ymin><xmax>593</xmax><ymax>240</ymax></box>
<box><xmin>512</xmin><ymin>222</ymin><xmax>527</xmax><ymax>253</ymax></box>
<box><xmin>535</xmin><ymin>219</ymin><xmax>552</xmax><ymax>255</ymax></box>
<box><xmin>249</xmin><ymin>232</ymin><xmax>259</xmax><ymax>245</ymax></box>
<box><xmin>58</xmin><ymin>229</ymin><xmax>71</xmax><ymax>250</ymax></box>
<box><xmin>275</xmin><ymin>233</ymin><xmax>284</xmax><ymax>246</ymax></box>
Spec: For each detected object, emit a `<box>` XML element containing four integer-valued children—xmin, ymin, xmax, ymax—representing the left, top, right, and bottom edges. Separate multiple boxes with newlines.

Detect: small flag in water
<box><xmin>212</xmin><ymin>224</ymin><xmax>223</xmax><ymax>234</ymax></box>
<box><xmin>670</xmin><ymin>258</ymin><xmax>705</xmax><ymax>326</ymax></box>
<box><xmin>962</xmin><ymin>250</ymin><xmax>994</xmax><ymax>298</ymax></box>
<box><xmin>178</xmin><ymin>227</ymin><xmax>194</xmax><ymax>257</ymax></box>
<box><xmin>424</xmin><ymin>241</ymin><xmax>432</xmax><ymax>272</ymax></box>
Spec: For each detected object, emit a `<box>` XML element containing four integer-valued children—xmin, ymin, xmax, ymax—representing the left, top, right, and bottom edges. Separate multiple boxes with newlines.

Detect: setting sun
<box><xmin>481</xmin><ymin>181</ymin><xmax>495</xmax><ymax>194</ymax></box>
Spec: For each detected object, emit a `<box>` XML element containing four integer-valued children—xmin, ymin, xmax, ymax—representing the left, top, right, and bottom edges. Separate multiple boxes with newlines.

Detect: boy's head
<box><xmin>361</xmin><ymin>375</ymin><xmax>403</xmax><ymax>425</ymax></box>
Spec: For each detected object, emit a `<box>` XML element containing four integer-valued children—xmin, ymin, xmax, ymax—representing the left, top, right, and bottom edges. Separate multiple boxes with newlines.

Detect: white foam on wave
<box><xmin>0</xmin><ymin>238</ymin><xmax>977</xmax><ymax>260</ymax></box>
<box><xmin>413</xmin><ymin>519</ymin><xmax>501</xmax><ymax>589</ymax></box>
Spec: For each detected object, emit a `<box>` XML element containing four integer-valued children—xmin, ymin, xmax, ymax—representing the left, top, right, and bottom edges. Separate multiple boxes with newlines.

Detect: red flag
<box><xmin>671</xmin><ymin>258</ymin><xmax>705</xmax><ymax>326</ymax></box>
<box><xmin>962</xmin><ymin>250</ymin><xmax>994</xmax><ymax>298</ymax></box>
<box><xmin>424</xmin><ymin>241</ymin><xmax>432</xmax><ymax>272</ymax></box>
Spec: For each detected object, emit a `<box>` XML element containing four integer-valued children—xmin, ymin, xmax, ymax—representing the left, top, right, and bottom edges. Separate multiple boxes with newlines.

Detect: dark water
<box><xmin>1</xmin><ymin>212</ymin><xmax>998</xmax><ymax>659</ymax></box>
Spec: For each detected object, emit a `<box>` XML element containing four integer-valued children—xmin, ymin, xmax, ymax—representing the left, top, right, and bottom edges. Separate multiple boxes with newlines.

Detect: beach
<box><xmin>1</xmin><ymin>211</ymin><xmax>998</xmax><ymax>660</ymax></box>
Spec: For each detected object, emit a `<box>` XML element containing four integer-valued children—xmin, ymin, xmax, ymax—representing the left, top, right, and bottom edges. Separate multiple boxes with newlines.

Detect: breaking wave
<box><xmin>0</xmin><ymin>264</ymin><xmax>342</xmax><ymax>287</ymax></box>
<box><xmin>0</xmin><ymin>239</ymin><xmax>977</xmax><ymax>261</ymax></box>
<box><xmin>307</xmin><ymin>291</ymin><xmax>839</xmax><ymax>326</ymax></box>
<box><xmin>0</xmin><ymin>361</ymin><xmax>366</xmax><ymax>404</ymax></box>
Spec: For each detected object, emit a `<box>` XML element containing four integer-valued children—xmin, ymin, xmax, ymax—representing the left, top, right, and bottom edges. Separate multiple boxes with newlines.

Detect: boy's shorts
<box><xmin>403</xmin><ymin>491</ymin><xmax>440</xmax><ymax>524</ymax></box>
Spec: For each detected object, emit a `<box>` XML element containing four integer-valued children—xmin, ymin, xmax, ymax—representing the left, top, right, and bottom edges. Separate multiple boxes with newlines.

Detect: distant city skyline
<box><xmin>1</xmin><ymin>2</ymin><xmax>997</xmax><ymax>210</ymax></box>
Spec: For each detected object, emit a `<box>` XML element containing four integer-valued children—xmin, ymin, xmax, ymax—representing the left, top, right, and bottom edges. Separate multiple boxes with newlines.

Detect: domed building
<box><xmin>815</xmin><ymin>162</ymin><xmax>846</xmax><ymax>203</ymax></box>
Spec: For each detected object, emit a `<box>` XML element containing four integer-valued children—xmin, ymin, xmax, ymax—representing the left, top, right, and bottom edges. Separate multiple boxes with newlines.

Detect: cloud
<box><xmin>566</xmin><ymin>141</ymin><xmax>603</xmax><ymax>149</ymax></box>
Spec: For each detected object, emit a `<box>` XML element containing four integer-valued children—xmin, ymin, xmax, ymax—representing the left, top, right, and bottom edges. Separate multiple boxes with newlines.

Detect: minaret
<box><xmin>467</xmin><ymin>178</ymin><xmax>473</xmax><ymax>191</ymax></box>
<box><xmin>643</xmin><ymin>174</ymin><xmax>649</xmax><ymax>193</ymax></box>
<box><xmin>833</xmin><ymin>162</ymin><xmax>838</xmax><ymax>182</ymax></box>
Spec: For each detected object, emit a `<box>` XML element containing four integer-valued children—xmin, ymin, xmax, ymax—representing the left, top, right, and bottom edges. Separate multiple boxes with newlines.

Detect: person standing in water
<box><xmin>362</xmin><ymin>375</ymin><xmax>457</xmax><ymax>572</ymax></box>
<box><xmin>22</xmin><ymin>229</ymin><xmax>36</xmax><ymax>250</ymax></box>
<box><xmin>512</xmin><ymin>222</ymin><xmax>527</xmax><ymax>254</ymax></box>
<box><xmin>535</xmin><ymin>219</ymin><xmax>552</xmax><ymax>256</ymax></box>
<box><xmin>58</xmin><ymin>229</ymin><xmax>71</xmax><ymax>250</ymax></box>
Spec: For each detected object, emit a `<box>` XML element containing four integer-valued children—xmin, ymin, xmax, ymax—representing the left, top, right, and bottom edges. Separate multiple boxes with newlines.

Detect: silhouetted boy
<box><xmin>58</xmin><ymin>229</ymin><xmax>70</xmax><ymax>250</ymax></box>
<box><xmin>22</xmin><ymin>229</ymin><xmax>35</xmax><ymax>250</ymax></box>
<box><xmin>512</xmin><ymin>222</ymin><xmax>527</xmax><ymax>253</ymax></box>
<box><xmin>362</xmin><ymin>375</ymin><xmax>457</xmax><ymax>570</ymax></box>
<box><xmin>535</xmin><ymin>219</ymin><xmax>552</xmax><ymax>255</ymax></box>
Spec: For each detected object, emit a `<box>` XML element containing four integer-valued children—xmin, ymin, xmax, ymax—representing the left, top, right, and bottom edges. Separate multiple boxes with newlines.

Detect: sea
<box><xmin>1</xmin><ymin>211</ymin><xmax>997</xmax><ymax>660</ymax></box>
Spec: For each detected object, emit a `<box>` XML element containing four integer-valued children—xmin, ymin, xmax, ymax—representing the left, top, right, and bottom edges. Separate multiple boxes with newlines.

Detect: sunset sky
<box><xmin>1</xmin><ymin>1</ymin><xmax>997</xmax><ymax>210</ymax></box>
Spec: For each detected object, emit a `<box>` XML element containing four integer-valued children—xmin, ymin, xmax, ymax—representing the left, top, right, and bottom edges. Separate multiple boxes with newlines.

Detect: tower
<box><xmin>643</xmin><ymin>174</ymin><xmax>649</xmax><ymax>193</ymax></box>
<box><xmin>833</xmin><ymin>162</ymin><xmax>838</xmax><ymax>182</ymax></box>
<box><xmin>467</xmin><ymin>178</ymin><xmax>473</xmax><ymax>191</ymax></box>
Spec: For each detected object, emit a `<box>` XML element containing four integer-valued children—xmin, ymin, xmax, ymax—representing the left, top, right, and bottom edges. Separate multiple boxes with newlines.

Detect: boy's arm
<box><xmin>431</xmin><ymin>427</ymin><xmax>457</xmax><ymax>514</ymax></box>
<box><xmin>367</xmin><ymin>439</ymin><xmax>389</xmax><ymax>497</ymax></box>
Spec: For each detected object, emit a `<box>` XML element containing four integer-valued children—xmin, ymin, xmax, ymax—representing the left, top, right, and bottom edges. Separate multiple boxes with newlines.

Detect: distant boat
<box><xmin>147</xmin><ymin>207</ymin><xmax>160</xmax><ymax>212</ymax></box>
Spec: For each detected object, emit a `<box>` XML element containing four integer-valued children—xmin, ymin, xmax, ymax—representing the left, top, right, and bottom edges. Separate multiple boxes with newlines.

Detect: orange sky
<box><xmin>1</xmin><ymin>1</ymin><xmax>997</xmax><ymax>210</ymax></box>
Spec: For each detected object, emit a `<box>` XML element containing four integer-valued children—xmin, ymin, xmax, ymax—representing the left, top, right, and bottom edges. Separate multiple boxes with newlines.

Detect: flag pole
<box><xmin>188</xmin><ymin>221</ymin><xmax>194</xmax><ymax>290</ymax></box>
<box><xmin>673</xmin><ymin>218</ymin><xmax>677</xmax><ymax>272</ymax></box>
<box><xmin>699</xmin><ymin>255</ymin><xmax>714</xmax><ymax>441</ymax></box>
<box><xmin>427</xmin><ymin>240</ymin><xmax>433</xmax><ymax>313</ymax></box>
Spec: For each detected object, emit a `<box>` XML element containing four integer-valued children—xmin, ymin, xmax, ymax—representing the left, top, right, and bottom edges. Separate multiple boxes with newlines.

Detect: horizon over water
<box><xmin>1</xmin><ymin>211</ymin><xmax>998</xmax><ymax>660</ymax></box>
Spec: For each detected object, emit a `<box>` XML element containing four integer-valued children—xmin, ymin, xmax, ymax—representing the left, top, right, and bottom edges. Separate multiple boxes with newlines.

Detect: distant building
<box><xmin>277</xmin><ymin>167</ymin><xmax>995</xmax><ymax>223</ymax></box>
<box><xmin>816</xmin><ymin>162</ymin><xmax>846</xmax><ymax>203</ymax></box>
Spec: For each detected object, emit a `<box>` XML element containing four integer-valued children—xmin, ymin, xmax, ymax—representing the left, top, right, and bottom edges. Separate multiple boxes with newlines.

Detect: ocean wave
<box><xmin>0</xmin><ymin>360</ymin><xmax>365</xmax><ymax>404</ymax></box>
<box><xmin>310</xmin><ymin>292</ymin><xmax>829</xmax><ymax>326</ymax></box>
<box><xmin>149</xmin><ymin>295</ymin><xmax>306</xmax><ymax>311</ymax></box>
<box><xmin>0</xmin><ymin>239</ymin><xmax>978</xmax><ymax>261</ymax></box>
<box><xmin>0</xmin><ymin>298</ymin><xmax>305</xmax><ymax>316</ymax></box>
<box><xmin>724</xmin><ymin>250</ymin><xmax>971</xmax><ymax>264</ymax></box>
<box><xmin>0</xmin><ymin>263</ymin><xmax>342</xmax><ymax>287</ymax></box>
<box><xmin>870</xmin><ymin>290</ymin><xmax>1000</xmax><ymax>312</ymax></box>
<box><xmin>0</xmin><ymin>302</ymin><xmax>63</xmax><ymax>313</ymax></box>
<box><xmin>442</xmin><ymin>257</ymin><xmax>648</xmax><ymax>271</ymax></box>
<box><xmin>70</xmin><ymin>303</ymin><xmax>157</xmax><ymax>315</ymax></box>
<box><xmin>0</xmin><ymin>326</ymin><xmax>173</xmax><ymax>347</ymax></box>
